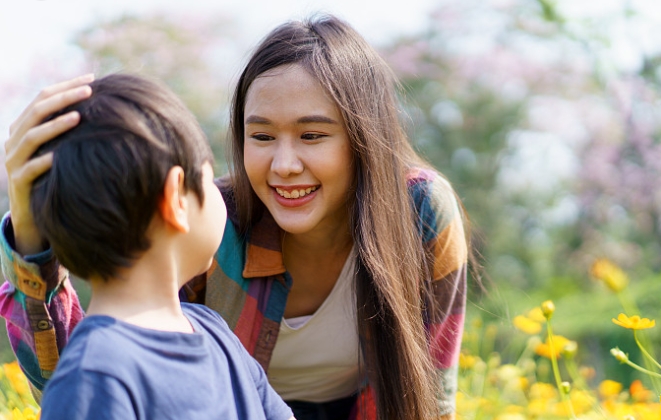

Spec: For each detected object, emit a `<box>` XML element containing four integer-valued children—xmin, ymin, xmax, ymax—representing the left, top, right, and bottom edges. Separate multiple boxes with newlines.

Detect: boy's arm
<box><xmin>245</xmin><ymin>353</ymin><xmax>295</xmax><ymax>420</ymax></box>
<box><xmin>0</xmin><ymin>213</ymin><xmax>83</xmax><ymax>396</ymax></box>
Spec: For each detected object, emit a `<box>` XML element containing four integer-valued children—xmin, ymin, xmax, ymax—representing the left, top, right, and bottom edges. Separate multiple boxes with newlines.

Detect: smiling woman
<box><xmin>0</xmin><ymin>13</ymin><xmax>469</xmax><ymax>420</ymax></box>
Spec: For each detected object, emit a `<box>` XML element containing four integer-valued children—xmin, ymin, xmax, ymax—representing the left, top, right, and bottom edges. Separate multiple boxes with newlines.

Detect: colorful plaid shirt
<box><xmin>0</xmin><ymin>167</ymin><xmax>467</xmax><ymax>417</ymax></box>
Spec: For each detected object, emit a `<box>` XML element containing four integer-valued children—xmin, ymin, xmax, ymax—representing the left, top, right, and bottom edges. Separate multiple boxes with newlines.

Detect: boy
<box><xmin>30</xmin><ymin>73</ymin><xmax>294</xmax><ymax>420</ymax></box>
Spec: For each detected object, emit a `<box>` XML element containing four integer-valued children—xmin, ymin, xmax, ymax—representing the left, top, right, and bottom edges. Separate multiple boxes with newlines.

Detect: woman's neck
<box><xmin>282</xmin><ymin>223</ymin><xmax>354</xmax><ymax>318</ymax></box>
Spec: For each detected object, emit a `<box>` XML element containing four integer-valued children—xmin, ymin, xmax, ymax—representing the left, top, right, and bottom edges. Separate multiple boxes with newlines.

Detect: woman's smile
<box><xmin>272</xmin><ymin>185</ymin><xmax>320</xmax><ymax>207</ymax></box>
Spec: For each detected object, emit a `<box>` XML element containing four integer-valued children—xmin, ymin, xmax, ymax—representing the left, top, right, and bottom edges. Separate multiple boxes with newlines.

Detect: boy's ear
<box><xmin>160</xmin><ymin>166</ymin><xmax>190</xmax><ymax>233</ymax></box>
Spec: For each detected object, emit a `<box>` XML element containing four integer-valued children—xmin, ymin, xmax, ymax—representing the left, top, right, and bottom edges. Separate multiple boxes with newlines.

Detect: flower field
<box><xmin>0</xmin><ymin>361</ymin><xmax>39</xmax><ymax>420</ymax></box>
<box><xmin>456</xmin><ymin>260</ymin><xmax>661</xmax><ymax>419</ymax></box>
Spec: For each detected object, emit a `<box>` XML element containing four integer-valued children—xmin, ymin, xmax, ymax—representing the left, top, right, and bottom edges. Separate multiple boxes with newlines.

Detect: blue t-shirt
<box><xmin>40</xmin><ymin>303</ymin><xmax>293</xmax><ymax>420</ymax></box>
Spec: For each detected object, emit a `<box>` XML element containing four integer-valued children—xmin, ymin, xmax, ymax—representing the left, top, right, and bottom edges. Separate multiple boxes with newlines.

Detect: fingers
<box><xmin>5</xmin><ymin>111</ymin><xmax>80</xmax><ymax>168</ymax></box>
<box><xmin>10</xmin><ymin>152</ymin><xmax>54</xmax><ymax>190</ymax></box>
<box><xmin>9</xmin><ymin>73</ymin><xmax>94</xmax><ymax>135</ymax></box>
<box><xmin>7</xmin><ymin>83</ymin><xmax>93</xmax><ymax>152</ymax></box>
<box><xmin>2</xmin><ymin>75</ymin><xmax>92</xmax><ymax>256</ymax></box>
<box><xmin>34</xmin><ymin>73</ymin><xmax>95</xmax><ymax>102</ymax></box>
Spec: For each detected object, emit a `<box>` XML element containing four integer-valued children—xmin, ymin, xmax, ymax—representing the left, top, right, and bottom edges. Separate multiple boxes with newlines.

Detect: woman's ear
<box><xmin>159</xmin><ymin>166</ymin><xmax>190</xmax><ymax>233</ymax></box>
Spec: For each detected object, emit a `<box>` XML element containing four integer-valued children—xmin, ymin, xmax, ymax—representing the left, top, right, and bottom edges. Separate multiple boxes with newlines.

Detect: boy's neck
<box><xmin>85</xmin><ymin>254</ymin><xmax>193</xmax><ymax>334</ymax></box>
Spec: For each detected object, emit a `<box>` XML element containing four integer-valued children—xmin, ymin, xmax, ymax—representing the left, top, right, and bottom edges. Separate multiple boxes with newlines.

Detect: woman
<box><xmin>1</xmin><ymin>14</ymin><xmax>468</xmax><ymax>420</ymax></box>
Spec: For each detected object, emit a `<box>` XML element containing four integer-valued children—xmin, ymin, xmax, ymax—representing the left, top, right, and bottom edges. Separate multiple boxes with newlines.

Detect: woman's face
<box><xmin>243</xmin><ymin>64</ymin><xmax>353</xmax><ymax>238</ymax></box>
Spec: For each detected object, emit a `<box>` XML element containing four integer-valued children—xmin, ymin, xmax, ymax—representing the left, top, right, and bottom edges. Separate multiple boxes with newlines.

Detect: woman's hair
<box><xmin>31</xmin><ymin>73</ymin><xmax>213</xmax><ymax>281</ymax></box>
<box><xmin>229</xmin><ymin>14</ymin><xmax>440</xmax><ymax>419</ymax></box>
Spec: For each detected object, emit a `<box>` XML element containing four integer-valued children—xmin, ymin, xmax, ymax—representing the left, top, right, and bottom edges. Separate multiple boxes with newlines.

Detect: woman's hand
<box><xmin>4</xmin><ymin>74</ymin><xmax>94</xmax><ymax>255</ymax></box>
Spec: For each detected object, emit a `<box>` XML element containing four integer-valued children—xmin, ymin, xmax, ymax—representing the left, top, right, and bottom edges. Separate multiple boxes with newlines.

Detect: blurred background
<box><xmin>2</xmin><ymin>0</ymin><xmax>661</xmax><ymax>399</ymax></box>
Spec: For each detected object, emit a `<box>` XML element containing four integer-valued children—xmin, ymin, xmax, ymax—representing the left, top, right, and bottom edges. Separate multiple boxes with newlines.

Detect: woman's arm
<box><xmin>0</xmin><ymin>75</ymin><xmax>93</xmax><ymax>397</ymax></box>
<box><xmin>410</xmin><ymin>169</ymin><xmax>468</xmax><ymax>417</ymax></box>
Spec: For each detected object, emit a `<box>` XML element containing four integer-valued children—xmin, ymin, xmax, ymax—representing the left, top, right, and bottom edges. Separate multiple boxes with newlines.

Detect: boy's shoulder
<box><xmin>56</xmin><ymin>308</ymin><xmax>229</xmax><ymax>378</ymax></box>
<box><xmin>53</xmin><ymin>315</ymin><xmax>155</xmax><ymax>379</ymax></box>
<box><xmin>181</xmin><ymin>302</ymin><xmax>230</xmax><ymax>333</ymax></box>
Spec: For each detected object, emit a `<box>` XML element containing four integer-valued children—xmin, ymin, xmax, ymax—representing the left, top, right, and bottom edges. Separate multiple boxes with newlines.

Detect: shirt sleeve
<box><xmin>40</xmin><ymin>369</ymin><xmax>136</xmax><ymax>420</ymax></box>
<box><xmin>207</xmin><ymin>304</ymin><xmax>292</xmax><ymax>420</ymax></box>
<box><xmin>189</xmin><ymin>303</ymin><xmax>293</xmax><ymax>420</ymax></box>
<box><xmin>410</xmin><ymin>171</ymin><xmax>468</xmax><ymax>415</ymax></box>
<box><xmin>0</xmin><ymin>213</ymin><xmax>84</xmax><ymax>396</ymax></box>
<box><xmin>245</xmin><ymin>351</ymin><xmax>294</xmax><ymax>420</ymax></box>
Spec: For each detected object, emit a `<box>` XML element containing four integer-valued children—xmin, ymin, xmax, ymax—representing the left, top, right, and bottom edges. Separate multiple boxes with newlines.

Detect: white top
<box><xmin>268</xmin><ymin>246</ymin><xmax>363</xmax><ymax>402</ymax></box>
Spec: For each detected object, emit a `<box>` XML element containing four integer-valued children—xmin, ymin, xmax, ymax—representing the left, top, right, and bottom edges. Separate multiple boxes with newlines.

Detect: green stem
<box><xmin>622</xmin><ymin>357</ymin><xmax>661</xmax><ymax>379</ymax></box>
<box><xmin>564</xmin><ymin>357</ymin><xmax>611</xmax><ymax>418</ymax></box>
<box><xmin>564</xmin><ymin>358</ymin><xmax>586</xmax><ymax>390</ymax></box>
<box><xmin>617</xmin><ymin>290</ymin><xmax>661</xmax><ymax>392</ymax></box>
<box><xmin>546</xmin><ymin>321</ymin><xmax>578</xmax><ymax>420</ymax></box>
<box><xmin>634</xmin><ymin>330</ymin><xmax>661</xmax><ymax>371</ymax></box>
<box><xmin>616</xmin><ymin>290</ymin><xmax>639</xmax><ymax>316</ymax></box>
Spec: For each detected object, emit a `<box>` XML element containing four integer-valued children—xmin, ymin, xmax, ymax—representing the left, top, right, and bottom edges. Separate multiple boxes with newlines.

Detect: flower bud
<box><xmin>560</xmin><ymin>381</ymin><xmax>571</xmax><ymax>394</ymax></box>
<box><xmin>562</xmin><ymin>340</ymin><xmax>578</xmax><ymax>359</ymax></box>
<box><xmin>610</xmin><ymin>348</ymin><xmax>628</xmax><ymax>363</ymax></box>
<box><xmin>541</xmin><ymin>301</ymin><xmax>555</xmax><ymax>320</ymax></box>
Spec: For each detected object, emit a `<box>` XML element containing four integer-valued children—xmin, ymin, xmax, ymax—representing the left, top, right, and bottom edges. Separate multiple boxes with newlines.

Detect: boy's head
<box><xmin>31</xmin><ymin>73</ymin><xmax>219</xmax><ymax>281</ymax></box>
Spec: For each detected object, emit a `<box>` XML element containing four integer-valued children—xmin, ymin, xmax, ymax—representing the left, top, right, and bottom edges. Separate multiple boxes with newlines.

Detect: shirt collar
<box><xmin>242</xmin><ymin>211</ymin><xmax>287</xmax><ymax>278</ymax></box>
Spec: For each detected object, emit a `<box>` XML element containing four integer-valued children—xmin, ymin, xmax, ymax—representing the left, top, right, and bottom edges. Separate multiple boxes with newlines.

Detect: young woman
<box><xmin>1</xmin><ymin>14</ymin><xmax>468</xmax><ymax>420</ymax></box>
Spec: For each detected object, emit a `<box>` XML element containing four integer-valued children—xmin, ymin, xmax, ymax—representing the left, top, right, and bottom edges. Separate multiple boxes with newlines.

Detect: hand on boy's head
<box><xmin>30</xmin><ymin>73</ymin><xmax>217</xmax><ymax>281</ymax></box>
<box><xmin>5</xmin><ymin>74</ymin><xmax>94</xmax><ymax>255</ymax></box>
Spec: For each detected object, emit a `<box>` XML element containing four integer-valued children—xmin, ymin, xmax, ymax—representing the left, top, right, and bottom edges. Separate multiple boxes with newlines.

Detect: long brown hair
<box><xmin>229</xmin><ymin>15</ymin><xmax>440</xmax><ymax>419</ymax></box>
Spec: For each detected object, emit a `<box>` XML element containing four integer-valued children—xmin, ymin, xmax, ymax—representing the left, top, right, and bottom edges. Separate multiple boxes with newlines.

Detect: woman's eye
<box><xmin>301</xmin><ymin>133</ymin><xmax>325</xmax><ymax>140</ymax></box>
<box><xmin>251</xmin><ymin>134</ymin><xmax>273</xmax><ymax>141</ymax></box>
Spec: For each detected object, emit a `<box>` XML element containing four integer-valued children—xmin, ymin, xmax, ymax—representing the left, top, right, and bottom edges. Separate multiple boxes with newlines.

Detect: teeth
<box><xmin>275</xmin><ymin>186</ymin><xmax>317</xmax><ymax>199</ymax></box>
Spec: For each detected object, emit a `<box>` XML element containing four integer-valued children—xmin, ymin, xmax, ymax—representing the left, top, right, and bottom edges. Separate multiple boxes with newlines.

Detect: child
<box><xmin>30</xmin><ymin>73</ymin><xmax>294</xmax><ymax>420</ymax></box>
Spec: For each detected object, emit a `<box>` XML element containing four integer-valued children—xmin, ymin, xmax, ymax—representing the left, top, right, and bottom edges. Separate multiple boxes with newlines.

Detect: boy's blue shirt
<box><xmin>39</xmin><ymin>303</ymin><xmax>293</xmax><ymax>420</ymax></box>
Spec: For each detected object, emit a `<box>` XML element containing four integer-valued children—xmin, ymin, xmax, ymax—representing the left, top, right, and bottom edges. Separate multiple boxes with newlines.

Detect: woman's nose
<box><xmin>271</xmin><ymin>140</ymin><xmax>304</xmax><ymax>177</ymax></box>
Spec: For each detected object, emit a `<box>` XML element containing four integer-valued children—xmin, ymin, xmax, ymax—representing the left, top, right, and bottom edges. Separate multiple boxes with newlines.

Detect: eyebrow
<box><xmin>244</xmin><ymin>115</ymin><xmax>340</xmax><ymax>125</ymax></box>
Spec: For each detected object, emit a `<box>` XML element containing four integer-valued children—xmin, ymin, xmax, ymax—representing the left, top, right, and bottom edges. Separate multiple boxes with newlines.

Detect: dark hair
<box><xmin>229</xmin><ymin>14</ymin><xmax>443</xmax><ymax>419</ymax></box>
<box><xmin>31</xmin><ymin>73</ymin><xmax>213</xmax><ymax>281</ymax></box>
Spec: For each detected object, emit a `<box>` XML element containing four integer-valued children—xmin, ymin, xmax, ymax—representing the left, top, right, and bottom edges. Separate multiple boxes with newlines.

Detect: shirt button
<box><xmin>37</xmin><ymin>320</ymin><xmax>50</xmax><ymax>330</ymax></box>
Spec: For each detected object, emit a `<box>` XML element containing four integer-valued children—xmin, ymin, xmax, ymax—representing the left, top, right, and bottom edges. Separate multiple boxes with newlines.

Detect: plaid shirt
<box><xmin>0</xmin><ymin>167</ymin><xmax>466</xmax><ymax>417</ymax></box>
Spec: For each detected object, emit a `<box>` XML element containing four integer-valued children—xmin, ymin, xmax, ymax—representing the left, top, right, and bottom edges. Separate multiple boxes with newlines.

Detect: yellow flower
<box><xmin>10</xmin><ymin>408</ymin><xmax>40</xmax><ymax>420</ymax></box>
<box><xmin>529</xmin><ymin>382</ymin><xmax>558</xmax><ymax>400</ymax></box>
<box><xmin>590</xmin><ymin>258</ymin><xmax>628</xmax><ymax>292</ymax></box>
<box><xmin>569</xmin><ymin>389</ymin><xmax>595</xmax><ymax>415</ymax></box>
<box><xmin>513</xmin><ymin>315</ymin><xmax>542</xmax><ymax>334</ymax></box>
<box><xmin>540</xmin><ymin>300</ymin><xmax>555</xmax><ymax>319</ymax></box>
<box><xmin>612</xmin><ymin>313</ymin><xmax>656</xmax><ymax>330</ymax></box>
<box><xmin>3</xmin><ymin>361</ymin><xmax>29</xmax><ymax>397</ymax></box>
<box><xmin>535</xmin><ymin>335</ymin><xmax>574</xmax><ymax>359</ymax></box>
<box><xmin>459</xmin><ymin>353</ymin><xmax>478</xmax><ymax>369</ymax></box>
<box><xmin>527</xmin><ymin>307</ymin><xmax>546</xmax><ymax>323</ymax></box>
<box><xmin>599</xmin><ymin>379</ymin><xmax>623</xmax><ymax>398</ymax></box>
<box><xmin>527</xmin><ymin>398</ymin><xmax>551</xmax><ymax>417</ymax></box>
